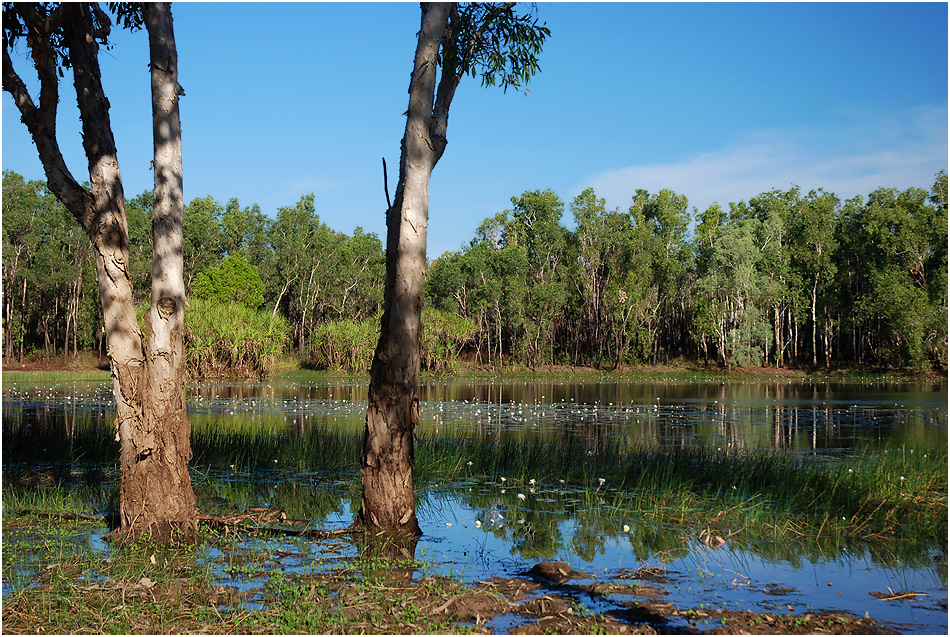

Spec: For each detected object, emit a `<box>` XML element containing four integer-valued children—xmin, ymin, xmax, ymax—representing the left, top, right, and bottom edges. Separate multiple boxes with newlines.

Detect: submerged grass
<box><xmin>5</xmin><ymin>411</ymin><xmax>945</xmax><ymax>554</ymax></box>
<box><xmin>1</xmin><ymin>514</ymin><xmax>495</xmax><ymax>635</ymax></box>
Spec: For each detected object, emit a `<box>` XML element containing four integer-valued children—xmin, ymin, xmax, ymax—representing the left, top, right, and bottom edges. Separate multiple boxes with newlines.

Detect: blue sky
<box><xmin>3</xmin><ymin>2</ymin><xmax>947</xmax><ymax>257</ymax></box>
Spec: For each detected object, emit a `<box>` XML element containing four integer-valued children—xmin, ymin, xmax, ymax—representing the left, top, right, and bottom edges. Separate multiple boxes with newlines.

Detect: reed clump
<box><xmin>410</xmin><ymin>434</ymin><xmax>947</xmax><ymax>548</ymax></box>
<box><xmin>184</xmin><ymin>299</ymin><xmax>291</xmax><ymax>379</ymax></box>
<box><xmin>309</xmin><ymin>309</ymin><xmax>476</xmax><ymax>373</ymax></box>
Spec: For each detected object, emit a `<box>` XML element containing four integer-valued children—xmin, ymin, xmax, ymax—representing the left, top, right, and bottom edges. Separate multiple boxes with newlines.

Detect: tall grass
<box><xmin>1</xmin><ymin>370</ymin><xmax>111</xmax><ymax>382</ymax></box>
<box><xmin>4</xmin><ymin>404</ymin><xmax>945</xmax><ymax>557</ymax></box>
<box><xmin>309</xmin><ymin>309</ymin><xmax>476</xmax><ymax>374</ymax></box>
<box><xmin>183</xmin><ymin>299</ymin><xmax>290</xmax><ymax>379</ymax></box>
<box><xmin>310</xmin><ymin>319</ymin><xmax>377</xmax><ymax>372</ymax></box>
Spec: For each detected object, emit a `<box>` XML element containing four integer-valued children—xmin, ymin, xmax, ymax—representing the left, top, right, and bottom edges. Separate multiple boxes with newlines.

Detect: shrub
<box><xmin>309</xmin><ymin>309</ymin><xmax>476</xmax><ymax>373</ymax></box>
<box><xmin>184</xmin><ymin>298</ymin><xmax>290</xmax><ymax>378</ymax></box>
<box><xmin>310</xmin><ymin>318</ymin><xmax>377</xmax><ymax>372</ymax></box>
<box><xmin>191</xmin><ymin>254</ymin><xmax>266</xmax><ymax>310</ymax></box>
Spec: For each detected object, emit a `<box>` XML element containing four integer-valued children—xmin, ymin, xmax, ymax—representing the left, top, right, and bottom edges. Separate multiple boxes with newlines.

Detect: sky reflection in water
<box><xmin>2</xmin><ymin>375</ymin><xmax>947</xmax><ymax>633</ymax></box>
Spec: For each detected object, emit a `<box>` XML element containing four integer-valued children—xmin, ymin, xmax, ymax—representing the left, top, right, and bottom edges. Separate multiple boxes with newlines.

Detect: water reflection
<box><xmin>4</xmin><ymin>376</ymin><xmax>946</xmax><ymax>458</ymax></box>
<box><xmin>3</xmin><ymin>370</ymin><xmax>947</xmax><ymax>637</ymax></box>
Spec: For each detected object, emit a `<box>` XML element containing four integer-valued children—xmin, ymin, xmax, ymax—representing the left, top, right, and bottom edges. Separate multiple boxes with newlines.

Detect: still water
<box><xmin>2</xmin><ymin>373</ymin><xmax>947</xmax><ymax>632</ymax></box>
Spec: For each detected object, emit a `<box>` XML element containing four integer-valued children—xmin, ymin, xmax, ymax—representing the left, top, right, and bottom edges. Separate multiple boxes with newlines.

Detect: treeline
<box><xmin>2</xmin><ymin>170</ymin><xmax>384</xmax><ymax>371</ymax></box>
<box><xmin>3</xmin><ymin>169</ymin><xmax>947</xmax><ymax>373</ymax></box>
<box><xmin>427</xmin><ymin>176</ymin><xmax>948</xmax><ymax>373</ymax></box>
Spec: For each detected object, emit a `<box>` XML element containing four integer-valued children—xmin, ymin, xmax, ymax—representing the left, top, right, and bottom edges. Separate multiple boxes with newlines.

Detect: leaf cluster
<box><xmin>443</xmin><ymin>2</ymin><xmax>551</xmax><ymax>93</ymax></box>
<box><xmin>2</xmin><ymin>3</ymin><xmax>120</xmax><ymax>75</ymax></box>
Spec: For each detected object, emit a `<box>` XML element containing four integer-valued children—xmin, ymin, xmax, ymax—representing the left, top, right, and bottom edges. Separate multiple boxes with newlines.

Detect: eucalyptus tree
<box><xmin>789</xmin><ymin>189</ymin><xmax>839</xmax><ymax>366</ymax></box>
<box><xmin>505</xmin><ymin>189</ymin><xmax>569</xmax><ymax>367</ymax></box>
<box><xmin>744</xmin><ymin>188</ymin><xmax>798</xmax><ymax>367</ymax></box>
<box><xmin>569</xmin><ymin>187</ymin><xmax>655</xmax><ymax>367</ymax></box>
<box><xmin>3</xmin><ymin>2</ymin><xmax>197</xmax><ymax>543</ymax></box>
<box><xmin>268</xmin><ymin>194</ymin><xmax>340</xmax><ymax>353</ymax></box>
<box><xmin>848</xmin><ymin>181</ymin><xmax>947</xmax><ymax>370</ymax></box>
<box><xmin>358</xmin><ymin>2</ymin><xmax>549</xmax><ymax>536</ymax></box>
<box><xmin>629</xmin><ymin>188</ymin><xmax>693</xmax><ymax>362</ymax></box>
<box><xmin>181</xmin><ymin>195</ymin><xmax>225</xmax><ymax>288</ymax></box>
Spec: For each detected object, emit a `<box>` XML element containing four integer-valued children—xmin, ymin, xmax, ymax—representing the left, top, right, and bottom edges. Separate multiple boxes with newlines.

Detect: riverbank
<box><xmin>3</xmin><ymin>350</ymin><xmax>945</xmax><ymax>382</ymax></box>
<box><xmin>0</xmin><ymin>512</ymin><xmax>902</xmax><ymax>635</ymax></box>
<box><xmin>3</xmin><ymin>372</ymin><xmax>946</xmax><ymax>634</ymax></box>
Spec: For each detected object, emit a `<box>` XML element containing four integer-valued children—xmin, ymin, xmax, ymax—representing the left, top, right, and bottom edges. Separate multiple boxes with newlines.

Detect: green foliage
<box><xmin>4</xmin><ymin>164</ymin><xmax>947</xmax><ymax>373</ymax></box>
<box><xmin>183</xmin><ymin>298</ymin><xmax>290</xmax><ymax>379</ymax></box>
<box><xmin>310</xmin><ymin>318</ymin><xmax>377</xmax><ymax>373</ymax></box>
<box><xmin>2</xmin><ymin>171</ymin><xmax>102</xmax><ymax>361</ymax></box>
<box><xmin>267</xmin><ymin>195</ymin><xmax>385</xmax><ymax>355</ymax></box>
<box><xmin>310</xmin><ymin>309</ymin><xmax>476</xmax><ymax>374</ymax></box>
<box><xmin>420</xmin><ymin>308</ymin><xmax>477</xmax><ymax>373</ymax></box>
<box><xmin>191</xmin><ymin>254</ymin><xmax>266</xmax><ymax>310</ymax></box>
<box><xmin>444</xmin><ymin>3</ymin><xmax>551</xmax><ymax>94</ymax></box>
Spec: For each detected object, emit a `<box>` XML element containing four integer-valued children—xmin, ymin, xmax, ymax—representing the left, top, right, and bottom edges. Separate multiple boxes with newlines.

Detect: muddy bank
<box><xmin>1</xmin><ymin>558</ymin><xmax>903</xmax><ymax>635</ymax></box>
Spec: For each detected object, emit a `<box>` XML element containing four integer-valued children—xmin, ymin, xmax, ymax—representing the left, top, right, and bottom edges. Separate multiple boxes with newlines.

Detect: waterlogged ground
<box><xmin>2</xmin><ymin>372</ymin><xmax>948</xmax><ymax>633</ymax></box>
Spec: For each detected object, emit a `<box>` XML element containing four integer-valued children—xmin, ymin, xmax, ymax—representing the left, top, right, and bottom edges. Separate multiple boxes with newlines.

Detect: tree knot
<box><xmin>156</xmin><ymin>297</ymin><xmax>177</xmax><ymax>319</ymax></box>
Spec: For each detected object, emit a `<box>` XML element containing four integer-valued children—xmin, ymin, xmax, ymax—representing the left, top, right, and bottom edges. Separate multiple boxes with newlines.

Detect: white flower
<box><xmin>598</xmin><ymin>478</ymin><xmax>606</xmax><ymax>486</ymax></box>
<box><xmin>517</xmin><ymin>493</ymin><xmax>526</xmax><ymax>500</ymax></box>
<box><xmin>530</xmin><ymin>488</ymin><xmax>535</xmax><ymax>494</ymax></box>
<box><xmin>467</xmin><ymin>461</ymin><xmax>473</xmax><ymax>466</ymax></box>
<box><xmin>475</xmin><ymin>520</ymin><xmax>482</xmax><ymax>528</ymax></box>
<box><xmin>529</xmin><ymin>479</ymin><xmax>536</xmax><ymax>485</ymax></box>
<box><xmin>501</xmin><ymin>477</ymin><xmax>507</xmax><ymax>483</ymax></box>
<box><xmin>623</xmin><ymin>524</ymin><xmax>630</xmax><ymax>533</ymax></box>
<box><xmin>559</xmin><ymin>479</ymin><xmax>565</xmax><ymax>485</ymax></box>
<box><xmin>446</xmin><ymin>522</ymin><xmax>453</xmax><ymax>527</ymax></box>
<box><xmin>501</xmin><ymin>489</ymin><xmax>506</xmax><ymax>494</ymax></box>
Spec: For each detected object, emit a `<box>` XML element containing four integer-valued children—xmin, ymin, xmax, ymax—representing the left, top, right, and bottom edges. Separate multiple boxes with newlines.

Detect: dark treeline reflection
<box><xmin>2</xmin><ymin>378</ymin><xmax>946</xmax><ymax>471</ymax></box>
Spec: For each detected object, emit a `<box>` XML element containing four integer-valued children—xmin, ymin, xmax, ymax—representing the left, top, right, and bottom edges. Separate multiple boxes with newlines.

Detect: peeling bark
<box><xmin>355</xmin><ymin>3</ymin><xmax>451</xmax><ymax>537</ymax></box>
<box><xmin>3</xmin><ymin>3</ymin><xmax>196</xmax><ymax>544</ymax></box>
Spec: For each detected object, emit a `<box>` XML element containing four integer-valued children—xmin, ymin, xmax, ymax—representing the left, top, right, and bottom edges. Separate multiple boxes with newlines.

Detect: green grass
<box><xmin>1</xmin><ymin>369</ymin><xmax>111</xmax><ymax>382</ymax></box>
<box><xmin>0</xmin><ymin>516</ymin><xmax>494</xmax><ymax>635</ymax></box>
<box><xmin>5</xmin><ymin>409</ymin><xmax>945</xmax><ymax>557</ymax></box>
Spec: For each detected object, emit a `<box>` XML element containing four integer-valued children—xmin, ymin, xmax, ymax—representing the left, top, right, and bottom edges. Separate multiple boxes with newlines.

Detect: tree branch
<box><xmin>2</xmin><ymin>9</ymin><xmax>89</xmax><ymax>226</ymax></box>
<box><xmin>382</xmin><ymin>157</ymin><xmax>392</xmax><ymax>209</ymax></box>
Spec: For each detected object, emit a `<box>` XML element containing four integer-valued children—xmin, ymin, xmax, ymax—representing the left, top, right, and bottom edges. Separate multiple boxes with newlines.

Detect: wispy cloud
<box><xmin>581</xmin><ymin>103</ymin><xmax>948</xmax><ymax>213</ymax></box>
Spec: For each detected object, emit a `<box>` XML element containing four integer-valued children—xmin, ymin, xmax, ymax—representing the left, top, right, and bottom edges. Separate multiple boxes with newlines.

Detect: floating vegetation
<box><xmin>2</xmin><ymin>373</ymin><xmax>947</xmax><ymax>633</ymax></box>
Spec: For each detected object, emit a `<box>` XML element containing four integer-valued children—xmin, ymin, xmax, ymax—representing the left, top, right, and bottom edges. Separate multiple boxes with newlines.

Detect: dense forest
<box><xmin>3</xmin><ymin>168</ymin><xmax>946</xmax><ymax>374</ymax></box>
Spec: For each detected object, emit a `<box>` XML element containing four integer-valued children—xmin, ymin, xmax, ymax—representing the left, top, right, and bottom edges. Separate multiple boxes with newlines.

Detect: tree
<box><xmin>3</xmin><ymin>2</ymin><xmax>196</xmax><ymax>543</ymax></box>
<box><xmin>191</xmin><ymin>253</ymin><xmax>265</xmax><ymax>310</ymax></box>
<box><xmin>356</xmin><ymin>2</ymin><xmax>549</xmax><ymax>536</ymax></box>
<box><xmin>506</xmin><ymin>189</ymin><xmax>569</xmax><ymax>367</ymax></box>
